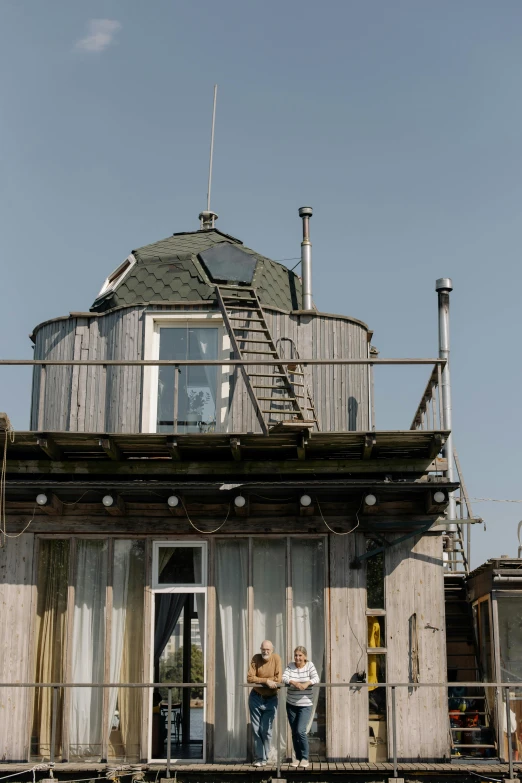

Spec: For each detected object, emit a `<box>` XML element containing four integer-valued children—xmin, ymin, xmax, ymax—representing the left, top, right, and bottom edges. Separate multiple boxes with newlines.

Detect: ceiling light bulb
<box><xmin>36</xmin><ymin>493</ymin><xmax>48</xmax><ymax>506</ymax></box>
<box><xmin>167</xmin><ymin>495</ymin><xmax>179</xmax><ymax>508</ymax></box>
<box><xmin>102</xmin><ymin>495</ymin><xmax>114</xmax><ymax>507</ymax></box>
<box><xmin>234</xmin><ymin>495</ymin><xmax>246</xmax><ymax>508</ymax></box>
<box><xmin>364</xmin><ymin>493</ymin><xmax>377</xmax><ymax>506</ymax></box>
<box><xmin>300</xmin><ymin>494</ymin><xmax>312</xmax><ymax>507</ymax></box>
<box><xmin>433</xmin><ymin>491</ymin><xmax>446</xmax><ymax>504</ymax></box>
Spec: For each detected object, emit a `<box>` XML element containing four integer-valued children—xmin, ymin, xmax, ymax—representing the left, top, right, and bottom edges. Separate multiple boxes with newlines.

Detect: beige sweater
<box><xmin>247</xmin><ymin>653</ymin><xmax>282</xmax><ymax>697</ymax></box>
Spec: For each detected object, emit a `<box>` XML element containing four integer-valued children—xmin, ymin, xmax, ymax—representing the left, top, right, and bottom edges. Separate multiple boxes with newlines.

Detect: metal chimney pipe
<box><xmin>299</xmin><ymin>206</ymin><xmax>313</xmax><ymax>311</ymax></box>
<box><xmin>436</xmin><ymin>278</ymin><xmax>457</xmax><ymax>549</ymax></box>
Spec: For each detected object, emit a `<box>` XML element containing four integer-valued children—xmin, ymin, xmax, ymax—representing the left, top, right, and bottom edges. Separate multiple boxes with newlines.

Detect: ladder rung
<box><xmin>256</xmin><ymin>396</ymin><xmax>297</xmax><ymax>402</ymax></box>
<box><xmin>233</xmin><ymin>327</ymin><xmax>269</xmax><ymax>333</ymax></box>
<box><xmin>218</xmin><ymin>284</ymin><xmax>254</xmax><ymax>289</ymax></box>
<box><xmin>223</xmin><ymin>297</ymin><xmax>257</xmax><ymax>303</ymax></box>
<box><xmin>241</xmin><ymin>350</ymin><xmax>278</xmax><ymax>355</ymax></box>
<box><xmin>224</xmin><ymin>305</ymin><xmax>261</xmax><ymax>311</ymax></box>
<box><xmin>234</xmin><ymin>338</ymin><xmax>275</xmax><ymax>345</ymax></box>
<box><xmin>228</xmin><ymin>316</ymin><xmax>264</xmax><ymax>322</ymax></box>
<box><xmin>261</xmin><ymin>410</ymin><xmax>303</xmax><ymax>415</ymax></box>
<box><xmin>249</xmin><ymin>373</ymin><xmax>289</xmax><ymax>377</ymax></box>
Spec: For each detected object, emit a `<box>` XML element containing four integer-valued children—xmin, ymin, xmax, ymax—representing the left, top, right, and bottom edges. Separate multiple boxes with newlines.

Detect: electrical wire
<box><xmin>468</xmin><ymin>497</ymin><xmax>522</xmax><ymax>504</ymax></box>
<box><xmin>316</xmin><ymin>496</ymin><xmax>361</xmax><ymax>536</ymax></box>
<box><xmin>180</xmin><ymin>496</ymin><xmax>231</xmax><ymax>534</ymax></box>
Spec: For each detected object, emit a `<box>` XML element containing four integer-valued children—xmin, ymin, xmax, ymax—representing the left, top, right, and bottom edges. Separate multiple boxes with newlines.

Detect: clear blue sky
<box><xmin>1</xmin><ymin>0</ymin><xmax>521</xmax><ymax>566</ymax></box>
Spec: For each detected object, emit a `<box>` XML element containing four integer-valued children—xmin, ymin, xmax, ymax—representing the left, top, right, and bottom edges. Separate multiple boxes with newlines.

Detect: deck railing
<box><xmin>0</xmin><ymin>357</ymin><xmax>447</xmax><ymax>433</ymax></box>
<box><xmin>0</xmin><ymin>680</ymin><xmax>518</xmax><ymax>780</ymax></box>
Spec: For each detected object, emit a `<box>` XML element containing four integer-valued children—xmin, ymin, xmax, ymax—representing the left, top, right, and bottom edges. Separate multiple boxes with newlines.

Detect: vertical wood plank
<box><xmin>205</xmin><ymin>537</ymin><xmax>216</xmax><ymax>762</ymax></box>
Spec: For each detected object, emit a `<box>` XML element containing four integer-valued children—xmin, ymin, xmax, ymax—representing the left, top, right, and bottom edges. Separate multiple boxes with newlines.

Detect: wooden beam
<box><xmin>230</xmin><ymin>437</ymin><xmax>241</xmax><ymax>462</ymax></box>
<box><xmin>36</xmin><ymin>436</ymin><xmax>61</xmax><ymax>460</ymax></box>
<box><xmin>363</xmin><ymin>433</ymin><xmax>376</xmax><ymax>460</ymax></box>
<box><xmin>7</xmin><ymin>456</ymin><xmax>449</xmax><ymax>476</ymax></box>
<box><xmin>427</xmin><ymin>434</ymin><xmax>444</xmax><ymax>461</ymax></box>
<box><xmin>166</xmin><ymin>437</ymin><xmax>181</xmax><ymax>461</ymax></box>
<box><xmin>99</xmin><ymin>437</ymin><xmax>122</xmax><ymax>461</ymax></box>
<box><xmin>38</xmin><ymin>492</ymin><xmax>64</xmax><ymax>516</ymax></box>
<box><xmin>104</xmin><ymin>494</ymin><xmax>126</xmax><ymax>516</ymax></box>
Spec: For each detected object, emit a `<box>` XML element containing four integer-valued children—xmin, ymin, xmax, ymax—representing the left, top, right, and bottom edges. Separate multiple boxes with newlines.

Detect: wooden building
<box><xmin>2</xmin><ymin>212</ymin><xmax>515</xmax><ymax>778</ymax></box>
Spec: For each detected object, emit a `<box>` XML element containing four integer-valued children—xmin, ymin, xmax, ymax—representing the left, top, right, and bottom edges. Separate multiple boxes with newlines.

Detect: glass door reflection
<box><xmin>152</xmin><ymin>594</ymin><xmax>205</xmax><ymax>760</ymax></box>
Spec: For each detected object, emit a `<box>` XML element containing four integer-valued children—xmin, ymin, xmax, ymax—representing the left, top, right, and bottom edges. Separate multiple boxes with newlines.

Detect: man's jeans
<box><xmin>249</xmin><ymin>690</ymin><xmax>278</xmax><ymax>762</ymax></box>
<box><xmin>286</xmin><ymin>703</ymin><xmax>312</xmax><ymax>761</ymax></box>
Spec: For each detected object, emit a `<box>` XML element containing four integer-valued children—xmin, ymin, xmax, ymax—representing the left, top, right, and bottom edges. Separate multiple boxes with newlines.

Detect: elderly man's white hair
<box><xmin>260</xmin><ymin>640</ymin><xmax>274</xmax><ymax>650</ymax></box>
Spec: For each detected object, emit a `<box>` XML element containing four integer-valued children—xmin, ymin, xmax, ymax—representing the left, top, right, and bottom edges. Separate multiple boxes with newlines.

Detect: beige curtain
<box><xmin>109</xmin><ymin>542</ymin><xmax>145</xmax><ymax>761</ymax></box>
<box><xmin>32</xmin><ymin>540</ymin><xmax>69</xmax><ymax>759</ymax></box>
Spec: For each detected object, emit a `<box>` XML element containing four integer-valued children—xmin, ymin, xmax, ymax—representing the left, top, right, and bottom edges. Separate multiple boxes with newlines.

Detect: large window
<box><xmin>32</xmin><ymin>538</ymin><xmax>145</xmax><ymax>763</ymax></box>
<box><xmin>214</xmin><ymin>537</ymin><xmax>326</xmax><ymax>762</ymax></box>
<box><xmin>142</xmin><ymin>314</ymin><xmax>230</xmax><ymax>434</ymax></box>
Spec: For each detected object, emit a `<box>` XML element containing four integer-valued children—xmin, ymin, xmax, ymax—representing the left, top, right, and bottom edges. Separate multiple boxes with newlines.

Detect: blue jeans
<box><xmin>286</xmin><ymin>703</ymin><xmax>312</xmax><ymax>761</ymax></box>
<box><xmin>249</xmin><ymin>690</ymin><xmax>278</xmax><ymax>762</ymax></box>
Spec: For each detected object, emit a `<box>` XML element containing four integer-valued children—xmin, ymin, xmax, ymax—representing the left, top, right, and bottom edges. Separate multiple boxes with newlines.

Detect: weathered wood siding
<box><xmin>385</xmin><ymin>533</ymin><xmax>449</xmax><ymax>761</ymax></box>
<box><xmin>31</xmin><ymin>306</ymin><xmax>369</xmax><ymax>433</ymax></box>
<box><xmin>0</xmin><ymin>534</ymin><xmax>35</xmax><ymax>761</ymax></box>
<box><xmin>328</xmin><ymin>532</ymin><xmax>368</xmax><ymax>759</ymax></box>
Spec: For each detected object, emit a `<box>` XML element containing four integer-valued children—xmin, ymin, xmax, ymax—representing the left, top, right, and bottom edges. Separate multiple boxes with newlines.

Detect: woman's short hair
<box><xmin>294</xmin><ymin>645</ymin><xmax>308</xmax><ymax>660</ymax></box>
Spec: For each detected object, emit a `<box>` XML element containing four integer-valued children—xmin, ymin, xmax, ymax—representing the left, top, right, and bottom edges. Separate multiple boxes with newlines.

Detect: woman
<box><xmin>282</xmin><ymin>646</ymin><xmax>319</xmax><ymax>768</ymax></box>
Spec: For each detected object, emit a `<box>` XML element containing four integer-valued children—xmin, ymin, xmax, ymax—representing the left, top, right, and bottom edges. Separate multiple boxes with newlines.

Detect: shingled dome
<box><xmin>91</xmin><ymin>228</ymin><xmax>302</xmax><ymax>312</ymax></box>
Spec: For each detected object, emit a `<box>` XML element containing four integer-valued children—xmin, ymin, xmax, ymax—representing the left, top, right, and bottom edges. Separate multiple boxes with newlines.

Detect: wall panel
<box><xmin>385</xmin><ymin>533</ymin><xmax>449</xmax><ymax>761</ymax></box>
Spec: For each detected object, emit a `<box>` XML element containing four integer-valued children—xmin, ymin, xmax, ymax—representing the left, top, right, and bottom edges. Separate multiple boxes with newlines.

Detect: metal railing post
<box><xmin>50</xmin><ymin>685</ymin><xmax>58</xmax><ymax>763</ymax></box>
<box><xmin>276</xmin><ymin>686</ymin><xmax>283</xmax><ymax>778</ymax></box>
<box><xmin>391</xmin><ymin>685</ymin><xmax>398</xmax><ymax>778</ymax></box>
<box><xmin>166</xmin><ymin>687</ymin><xmax>172</xmax><ymax>777</ymax></box>
<box><xmin>505</xmin><ymin>686</ymin><xmax>514</xmax><ymax>779</ymax></box>
<box><xmin>173</xmin><ymin>367</ymin><xmax>180</xmax><ymax>433</ymax></box>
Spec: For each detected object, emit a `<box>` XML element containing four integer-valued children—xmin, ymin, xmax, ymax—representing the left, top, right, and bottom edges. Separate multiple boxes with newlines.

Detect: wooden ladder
<box><xmin>215</xmin><ymin>284</ymin><xmax>318</xmax><ymax>435</ymax></box>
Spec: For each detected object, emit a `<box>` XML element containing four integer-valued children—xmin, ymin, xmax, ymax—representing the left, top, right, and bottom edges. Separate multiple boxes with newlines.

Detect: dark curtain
<box><xmin>154</xmin><ymin>593</ymin><xmax>187</xmax><ymax>682</ymax></box>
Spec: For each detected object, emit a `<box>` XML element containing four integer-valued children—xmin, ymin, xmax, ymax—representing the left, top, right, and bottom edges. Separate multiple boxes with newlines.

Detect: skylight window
<box><xmin>96</xmin><ymin>254</ymin><xmax>136</xmax><ymax>298</ymax></box>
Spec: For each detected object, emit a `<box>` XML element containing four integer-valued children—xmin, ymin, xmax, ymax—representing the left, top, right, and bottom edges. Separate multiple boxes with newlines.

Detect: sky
<box><xmin>1</xmin><ymin>0</ymin><xmax>521</xmax><ymax>567</ymax></box>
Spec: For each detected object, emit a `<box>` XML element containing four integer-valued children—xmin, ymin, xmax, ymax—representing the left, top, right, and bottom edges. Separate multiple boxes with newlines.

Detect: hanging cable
<box><xmin>180</xmin><ymin>496</ymin><xmax>231</xmax><ymax>534</ymax></box>
<box><xmin>317</xmin><ymin>496</ymin><xmax>362</xmax><ymax>536</ymax></box>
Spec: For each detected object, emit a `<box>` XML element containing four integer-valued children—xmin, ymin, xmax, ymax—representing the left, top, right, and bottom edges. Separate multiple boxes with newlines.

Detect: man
<box><xmin>247</xmin><ymin>640</ymin><xmax>282</xmax><ymax>767</ymax></box>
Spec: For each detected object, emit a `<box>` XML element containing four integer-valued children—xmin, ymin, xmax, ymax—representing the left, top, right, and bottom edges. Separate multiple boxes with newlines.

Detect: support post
<box><xmin>506</xmin><ymin>686</ymin><xmax>515</xmax><ymax>781</ymax></box>
<box><xmin>166</xmin><ymin>686</ymin><xmax>172</xmax><ymax>778</ymax></box>
<box><xmin>50</xmin><ymin>686</ymin><xmax>58</xmax><ymax>763</ymax></box>
<box><xmin>391</xmin><ymin>685</ymin><xmax>398</xmax><ymax>778</ymax></box>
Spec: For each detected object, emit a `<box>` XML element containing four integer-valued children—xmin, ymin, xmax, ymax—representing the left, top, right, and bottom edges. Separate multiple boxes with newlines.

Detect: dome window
<box><xmin>96</xmin><ymin>253</ymin><xmax>136</xmax><ymax>299</ymax></box>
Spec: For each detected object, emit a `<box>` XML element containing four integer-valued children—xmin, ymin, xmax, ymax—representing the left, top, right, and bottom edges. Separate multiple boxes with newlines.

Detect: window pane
<box><xmin>153</xmin><ymin>594</ymin><xmax>205</xmax><ymax>760</ymax></box>
<box><xmin>70</xmin><ymin>540</ymin><xmax>108</xmax><ymax>761</ymax></box>
<box><xmin>366</xmin><ymin>540</ymin><xmax>384</xmax><ymax>609</ymax></box>
<box><xmin>157</xmin><ymin>327</ymin><xmax>218</xmax><ymax>433</ymax></box>
<box><xmin>109</xmin><ymin>541</ymin><xmax>145</xmax><ymax>763</ymax></box>
<box><xmin>215</xmin><ymin>541</ymin><xmax>248</xmax><ymax>760</ymax></box>
<box><xmin>292</xmin><ymin>539</ymin><xmax>326</xmax><ymax>758</ymax></box>
<box><xmin>32</xmin><ymin>540</ymin><xmax>70</xmax><ymax>761</ymax></box>
<box><xmin>498</xmin><ymin>597</ymin><xmax>522</xmax><ymax>682</ymax></box>
<box><xmin>157</xmin><ymin>546</ymin><xmax>203</xmax><ymax>585</ymax></box>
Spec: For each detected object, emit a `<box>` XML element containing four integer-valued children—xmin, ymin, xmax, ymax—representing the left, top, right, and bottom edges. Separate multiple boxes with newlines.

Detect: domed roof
<box><xmin>90</xmin><ymin>228</ymin><xmax>303</xmax><ymax>313</ymax></box>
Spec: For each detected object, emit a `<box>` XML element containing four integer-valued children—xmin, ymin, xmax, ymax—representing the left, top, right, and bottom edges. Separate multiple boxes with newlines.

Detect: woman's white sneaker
<box><xmin>253</xmin><ymin>760</ymin><xmax>266</xmax><ymax>767</ymax></box>
<box><xmin>299</xmin><ymin>760</ymin><xmax>310</xmax><ymax>768</ymax></box>
<box><xmin>290</xmin><ymin>759</ymin><xmax>300</xmax><ymax>767</ymax></box>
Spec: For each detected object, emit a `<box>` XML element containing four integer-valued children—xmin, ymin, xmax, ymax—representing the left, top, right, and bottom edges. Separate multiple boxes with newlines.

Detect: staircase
<box><xmin>215</xmin><ymin>284</ymin><xmax>318</xmax><ymax>435</ymax></box>
<box><xmin>444</xmin><ymin>575</ymin><xmax>497</xmax><ymax>759</ymax></box>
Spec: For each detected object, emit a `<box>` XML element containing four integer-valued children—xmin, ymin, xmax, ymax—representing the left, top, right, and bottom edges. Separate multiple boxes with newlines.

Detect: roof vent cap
<box><xmin>199</xmin><ymin>210</ymin><xmax>218</xmax><ymax>231</ymax></box>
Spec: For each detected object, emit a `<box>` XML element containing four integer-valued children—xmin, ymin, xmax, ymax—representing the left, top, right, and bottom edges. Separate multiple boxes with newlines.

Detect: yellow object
<box><xmin>367</xmin><ymin>616</ymin><xmax>381</xmax><ymax>692</ymax></box>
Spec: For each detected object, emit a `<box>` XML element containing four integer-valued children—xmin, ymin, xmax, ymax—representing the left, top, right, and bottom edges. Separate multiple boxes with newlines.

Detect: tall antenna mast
<box><xmin>199</xmin><ymin>84</ymin><xmax>218</xmax><ymax>230</ymax></box>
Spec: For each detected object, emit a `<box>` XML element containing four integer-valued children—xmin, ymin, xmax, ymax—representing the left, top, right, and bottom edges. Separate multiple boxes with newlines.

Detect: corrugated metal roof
<box><xmin>90</xmin><ymin>229</ymin><xmax>303</xmax><ymax>313</ymax></box>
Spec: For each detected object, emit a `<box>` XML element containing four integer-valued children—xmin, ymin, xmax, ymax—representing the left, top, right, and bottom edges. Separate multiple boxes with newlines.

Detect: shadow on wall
<box><xmin>348</xmin><ymin>397</ymin><xmax>358</xmax><ymax>431</ymax></box>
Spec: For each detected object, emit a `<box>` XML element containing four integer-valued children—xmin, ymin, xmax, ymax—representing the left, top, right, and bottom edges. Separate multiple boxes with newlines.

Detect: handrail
<box><xmin>0</xmin><ymin>358</ymin><xmax>446</xmax><ymax>366</ymax></box>
<box><xmin>2</xmin><ymin>680</ymin><xmax>518</xmax><ymax>778</ymax></box>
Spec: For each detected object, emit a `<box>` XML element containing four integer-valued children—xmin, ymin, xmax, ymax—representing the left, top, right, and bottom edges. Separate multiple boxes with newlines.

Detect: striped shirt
<box><xmin>282</xmin><ymin>661</ymin><xmax>319</xmax><ymax>706</ymax></box>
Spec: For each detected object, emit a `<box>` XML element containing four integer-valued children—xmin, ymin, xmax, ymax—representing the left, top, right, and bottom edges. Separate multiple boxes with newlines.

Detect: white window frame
<box><xmin>96</xmin><ymin>253</ymin><xmax>137</xmax><ymax>298</ymax></box>
<box><xmin>141</xmin><ymin>312</ymin><xmax>230</xmax><ymax>434</ymax></box>
<box><xmin>149</xmin><ymin>540</ymin><xmax>208</xmax><ymax>762</ymax></box>
<box><xmin>152</xmin><ymin>540</ymin><xmax>208</xmax><ymax>592</ymax></box>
